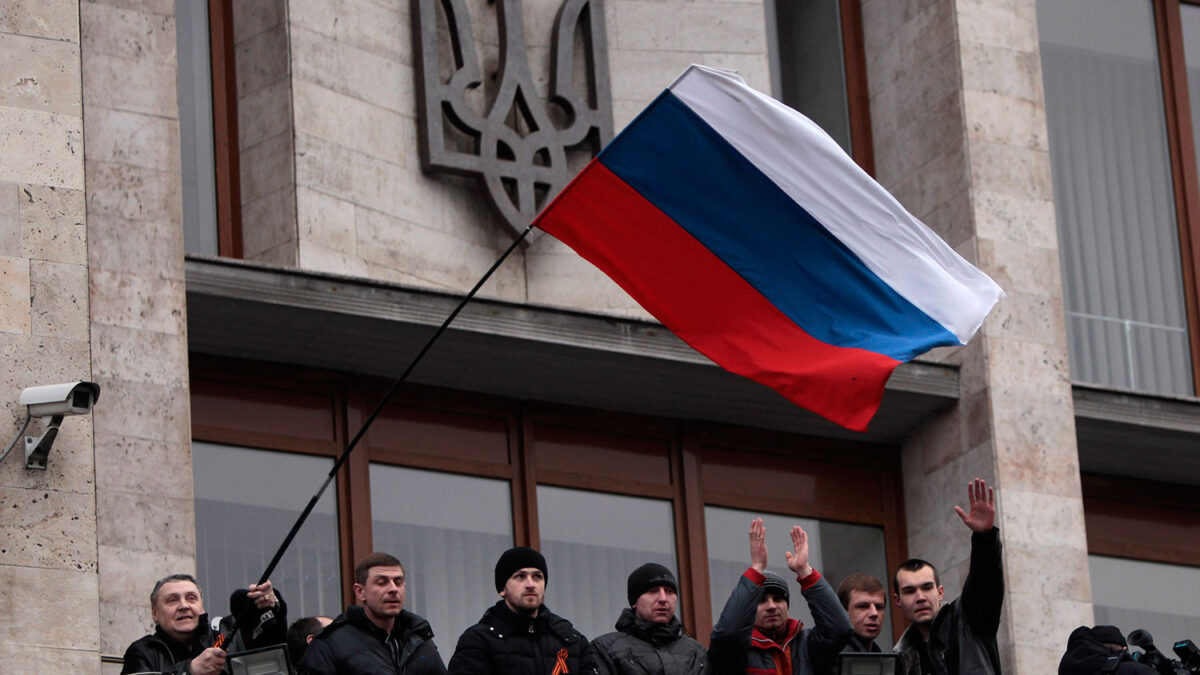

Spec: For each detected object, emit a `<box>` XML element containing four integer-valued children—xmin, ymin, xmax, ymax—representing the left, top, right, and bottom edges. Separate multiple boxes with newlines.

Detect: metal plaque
<box><xmin>414</xmin><ymin>0</ymin><xmax>613</xmax><ymax>237</ymax></box>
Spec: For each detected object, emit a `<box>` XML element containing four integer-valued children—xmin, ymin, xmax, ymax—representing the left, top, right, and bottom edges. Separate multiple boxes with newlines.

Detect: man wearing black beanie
<box><xmin>448</xmin><ymin>546</ymin><xmax>596</xmax><ymax>675</ymax></box>
<box><xmin>591</xmin><ymin>563</ymin><xmax>708</xmax><ymax>675</ymax></box>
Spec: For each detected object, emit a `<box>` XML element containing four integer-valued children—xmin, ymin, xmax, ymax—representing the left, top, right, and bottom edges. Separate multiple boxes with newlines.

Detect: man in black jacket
<box><xmin>893</xmin><ymin>478</ymin><xmax>1004</xmax><ymax>675</ymax></box>
<box><xmin>591</xmin><ymin>562</ymin><xmax>708</xmax><ymax>675</ymax></box>
<box><xmin>448</xmin><ymin>546</ymin><xmax>596</xmax><ymax>675</ymax></box>
<box><xmin>1059</xmin><ymin>625</ymin><xmax>1156</xmax><ymax>675</ymax></box>
<box><xmin>121</xmin><ymin>573</ymin><xmax>285</xmax><ymax>675</ymax></box>
<box><xmin>298</xmin><ymin>552</ymin><xmax>446</xmax><ymax>675</ymax></box>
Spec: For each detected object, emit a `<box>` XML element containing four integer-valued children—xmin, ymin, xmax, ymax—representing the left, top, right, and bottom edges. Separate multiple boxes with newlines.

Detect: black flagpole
<box><xmin>220</xmin><ymin>223</ymin><xmax>535</xmax><ymax>646</ymax></box>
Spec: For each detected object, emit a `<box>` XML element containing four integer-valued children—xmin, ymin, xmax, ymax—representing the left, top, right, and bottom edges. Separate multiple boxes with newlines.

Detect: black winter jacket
<box><xmin>894</xmin><ymin>528</ymin><xmax>1004</xmax><ymax>675</ymax></box>
<box><xmin>121</xmin><ymin>597</ymin><xmax>287</xmax><ymax>675</ymax></box>
<box><xmin>591</xmin><ymin>608</ymin><xmax>709</xmax><ymax>675</ymax></box>
<box><xmin>297</xmin><ymin>605</ymin><xmax>446</xmax><ymax>675</ymax></box>
<box><xmin>1058</xmin><ymin>626</ymin><xmax>1156</xmax><ymax>675</ymax></box>
<box><xmin>447</xmin><ymin>600</ymin><xmax>597</xmax><ymax>675</ymax></box>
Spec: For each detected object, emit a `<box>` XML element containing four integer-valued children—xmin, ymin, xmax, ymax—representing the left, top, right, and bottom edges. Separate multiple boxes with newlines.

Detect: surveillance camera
<box><xmin>18</xmin><ymin>382</ymin><xmax>100</xmax><ymax>418</ymax></box>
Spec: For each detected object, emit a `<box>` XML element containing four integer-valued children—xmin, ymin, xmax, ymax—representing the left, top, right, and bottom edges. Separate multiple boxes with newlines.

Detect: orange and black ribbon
<box><xmin>551</xmin><ymin>647</ymin><xmax>569</xmax><ymax>675</ymax></box>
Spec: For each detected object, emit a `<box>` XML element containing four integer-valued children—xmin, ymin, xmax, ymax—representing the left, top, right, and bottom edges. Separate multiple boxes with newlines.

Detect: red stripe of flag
<box><xmin>536</xmin><ymin>161</ymin><xmax>900</xmax><ymax>431</ymax></box>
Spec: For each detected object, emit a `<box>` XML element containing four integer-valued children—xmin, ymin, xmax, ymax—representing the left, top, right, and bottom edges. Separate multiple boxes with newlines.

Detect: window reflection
<box><xmin>193</xmin><ymin>442</ymin><xmax>341</xmax><ymax>619</ymax></box>
<box><xmin>1090</xmin><ymin>555</ymin><xmax>1200</xmax><ymax>651</ymax></box>
<box><xmin>538</xmin><ymin>485</ymin><xmax>678</xmax><ymax>640</ymax></box>
<box><xmin>705</xmin><ymin>506</ymin><xmax>891</xmax><ymax>640</ymax></box>
<box><xmin>370</xmin><ymin>465</ymin><xmax>513</xmax><ymax>644</ymax></box>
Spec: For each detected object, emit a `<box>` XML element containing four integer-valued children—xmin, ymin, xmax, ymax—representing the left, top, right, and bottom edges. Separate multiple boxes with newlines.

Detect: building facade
<box><xmin>1</xmin><ymin>0</ymin><xmax>1198</xmax><ymax>672</ymax></box>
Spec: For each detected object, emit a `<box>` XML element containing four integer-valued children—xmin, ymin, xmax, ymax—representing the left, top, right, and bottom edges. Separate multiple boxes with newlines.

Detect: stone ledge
<box><xmin>185</xmin><ymin>256</ymin><xmax>961</xmax><ymax>443</ymax></box>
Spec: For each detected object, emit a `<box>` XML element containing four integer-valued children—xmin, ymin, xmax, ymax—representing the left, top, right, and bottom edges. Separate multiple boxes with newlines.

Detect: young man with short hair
<box><xmin>448</xmin><ymin>546</ymin><xmax>596</xmax><ymax>675</ymax></box>
<box><xmin>835</xmin><ymin>573</ymin><xmax>887</xmax><ymax>654</ymax></box>
<box><xmin>298</xmin><ymin>552</ymin><xmax>446</xmax><ymax>675</ymax></box>
<box><xmin>893</xmin><ymin>478</ymin><xmax>1003</xmax><ymax>675</ymax></box>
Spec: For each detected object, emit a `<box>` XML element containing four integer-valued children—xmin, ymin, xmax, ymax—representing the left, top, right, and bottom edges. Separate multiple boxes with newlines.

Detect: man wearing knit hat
<box><xmin>447</xmin><ymin>546</ymin><xmax>596</xmax><ymax>675</ymax></box>
<box><xmin>590</xmin><ymin>562</ymin><xmax>708</xmax><ymax>675</ymax></box>
<box><xmin>709</xmin><ymin>519</ymin><xmax>851</xmax><ymax>675</ymax></box>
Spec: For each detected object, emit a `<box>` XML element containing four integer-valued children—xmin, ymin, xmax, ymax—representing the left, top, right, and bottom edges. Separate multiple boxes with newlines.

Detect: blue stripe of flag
<box><xmin>597</xmin><ymin>92</ymin><xmax>958</xmax><ymax>361</ymax></box>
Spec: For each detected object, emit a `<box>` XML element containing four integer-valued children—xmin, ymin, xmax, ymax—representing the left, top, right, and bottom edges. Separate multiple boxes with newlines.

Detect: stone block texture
<box><xmin>862</xmin><ymin>0</ymin><xmax>1091</xmax><ymax>672</ymax></box>
<box><xmin>80</xmin><ymin>0</ymin><xmax>196</xmax><ymax>661</ymax></box>
<box><xmin>0</xmin><ymin>1</ymin><xmax>100</xmax><ymax>670</ymax></box>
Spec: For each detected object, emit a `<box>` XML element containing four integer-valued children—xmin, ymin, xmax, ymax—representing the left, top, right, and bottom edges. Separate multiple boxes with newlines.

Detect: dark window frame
<box><xmin>204</xmin><ymin>0</ymin><xmax>243</xmax><ymax>258</ymax></box>
<box><xmin>189</xmin><ymin>355</ymin><xmax>908</xmax><ymax>641</ymax></box>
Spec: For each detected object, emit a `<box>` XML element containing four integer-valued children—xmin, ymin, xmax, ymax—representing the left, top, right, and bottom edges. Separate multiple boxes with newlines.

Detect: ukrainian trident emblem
<box><xmin>413</xmin><ymin>0</ymin><xmax>613</xmax><ymax>238</ymax></box>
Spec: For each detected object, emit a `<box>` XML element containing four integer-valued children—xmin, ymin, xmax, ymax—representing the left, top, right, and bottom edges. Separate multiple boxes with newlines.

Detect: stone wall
<box><xmin>861</xmin><ymin>0</ymin><xmax>1092</xmax><ymax>670</ymax></box>
<box><xmin>230</xmin><ymin>0</ymin><xmax>771</xmax><ymax>318</ymax></box>
<box><xmin>0</xmin><ymin>1</ymin><xmax>99</xmax><ymax>672</ymax></box>
<box><xmin>78</xmin><ymin>0</ymin><xmax>196</xmax><ymax>668</ymax></box>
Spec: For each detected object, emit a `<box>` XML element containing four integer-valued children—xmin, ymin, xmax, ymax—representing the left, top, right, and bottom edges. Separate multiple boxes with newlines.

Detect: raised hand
<box><xmin>749</xmin><ymin>518</ymin><xmax>768</xmax><ymax>573</ymax></box>
<box><xmin>783</xmin><ymin>525</ymin><xmax>813</xmax><ymax>578</ymax></box>
<box><xmin>248</xmin><ymin>579</ymin><xmax>278</xmax><ymax>609</ymax></box>
<box><xmin>954</xmin><ymin>478</ymin><xmax>996</xmax><ymax>533</ymax></box>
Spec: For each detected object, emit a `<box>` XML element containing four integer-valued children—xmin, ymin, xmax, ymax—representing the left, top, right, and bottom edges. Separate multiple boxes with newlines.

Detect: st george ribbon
<box><xmin>534</xmin><ymin>65</ymin><xmax>1004</xmax><ymax>431</ymax></box>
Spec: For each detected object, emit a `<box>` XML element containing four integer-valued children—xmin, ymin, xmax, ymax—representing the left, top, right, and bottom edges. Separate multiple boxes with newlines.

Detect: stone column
<box><xmin>0</xmin><ymin>2</ymin><xmax>99</xmax><ymax>672</ymax></box>
<box><xmin>78</xmin><ymin>1</ymin><xmax>196</xmax><ymax>669</ymax></box>
<box><xmin>861</xmin><ymin>0</ymin><xmax>1093</xmax><ymax>671</ymax></box>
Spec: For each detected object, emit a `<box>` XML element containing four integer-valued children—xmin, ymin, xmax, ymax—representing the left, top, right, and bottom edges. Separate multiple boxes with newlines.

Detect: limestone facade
<box><xmin>0</xmin><ymin>1</ymin><xmax>1174</xmax><ymax>672</ymax></box>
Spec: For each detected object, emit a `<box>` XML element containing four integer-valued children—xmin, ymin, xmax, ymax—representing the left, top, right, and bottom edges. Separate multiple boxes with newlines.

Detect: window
<box><xmin>175</xmin><ymin>0</ymin><xmax>242</xmax><ymax>257</ymax></box>
<box><xmin>370</xmin><ymin>465</ymin><xmax>513</xmax><ymax>641</ymax></box>
<box><xmin>1089</xmin><ymin>555</ymin><xmax>1200</xmax><ymax>648</ymax></box>
<box><xmin>768</xmin><ymin>0</ymin><xmax>873</xmax><ymax>172</ymax></box>
<box><xmin>1037</xmin><ymin>0</ymin><xmax>1200</xmax><ymax>395</ymax></box>
<box><xmin>705</xmin><ymin>506</ymin><xmax>892</xmax><ymax>642</ymax></box>
<box><xmin>190</xmin><ymin>358</ymin><xmax>906</xmax><ymax>646</ymax></box>
<box><xmin>193</xmin><ymin>442</ymin><xmax>342</xmax><ymax>619</ymax></box>
<box><xmin>1082</xmin><ymin>474</ymin><xmax>1200</xmax><ymax>651</ymax></box>
<box><xmin>538</xmin><ymin>486</ymin><xmax>678</xmax><ymax>640</ymax></box>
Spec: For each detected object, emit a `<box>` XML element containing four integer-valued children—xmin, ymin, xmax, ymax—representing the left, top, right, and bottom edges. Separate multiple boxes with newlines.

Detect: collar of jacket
<box><xmin>483</xmin><ymin>600</ymin><xmax>577</xmax><ymax>644</ymax></box>
<box><xmin>615</xmin><ymin>607</ymin><xmax>683</xmax><ymax>647</ymax></box>
<box><xmin>343</xmin><ymin>605</ymin><xmax>431</xmax><ymax>643</ymax></box>
<box><xmin>751</xmin><ymin>618</ymin><xmax>801</xmax><ymax>651</ymax></box>
<box><xmin>153</xmin><ymin>612</ymin><xmax>214</xmax><ymax>655</ymax></box>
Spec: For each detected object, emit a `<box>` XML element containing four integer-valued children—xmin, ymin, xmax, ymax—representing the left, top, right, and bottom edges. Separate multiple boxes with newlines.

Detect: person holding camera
<box><xmin>1059</xmin><ymin>625</ymin><xmax>1157</xmax><ymax>675</ymax></box>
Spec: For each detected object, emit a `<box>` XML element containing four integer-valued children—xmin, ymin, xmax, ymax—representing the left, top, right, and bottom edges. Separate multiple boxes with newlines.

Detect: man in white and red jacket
<box><xmin>709</xmin><ymin>519</ymin><xmax>851</xmax><ymax>675</ymax></box>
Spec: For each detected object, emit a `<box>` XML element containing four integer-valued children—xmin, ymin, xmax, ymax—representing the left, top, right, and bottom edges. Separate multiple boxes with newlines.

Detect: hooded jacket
<box><xmin>894</xmin><ymin>528</ymin><xmax>1004</xmax><ymax>675</ymax></box>
<box><xmin>447</xmin><ymin>600</ymin><xmax>597</xmax><ymax>675</ymax></box>
<box><xmin>1058</xmin><ymin>626</ymin><xmax>1157</xmax><ymax>675</ymax></box>
<box><xmin>591</xmin><ymin>608</ymin><xmax>709</xmax><ymax>675</ymax></box>
<box><xmin>297</xmin><ymin>605</ymin><xmax>446</xmax><ymax>675</ymax></box>
<box><xmin>709</xmin><ymin>568</ymin><xmax>852</xmax><ymax>675</ymax></box>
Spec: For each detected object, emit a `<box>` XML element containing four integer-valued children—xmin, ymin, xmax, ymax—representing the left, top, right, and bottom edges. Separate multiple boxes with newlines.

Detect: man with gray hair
<box><xmin>121</xmin><ymin>573</ymin><xmax>285</xmax><ymax>675</ymax></box>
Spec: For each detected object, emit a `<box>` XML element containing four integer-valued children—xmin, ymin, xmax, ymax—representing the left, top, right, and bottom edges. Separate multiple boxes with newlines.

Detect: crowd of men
<box><xmin>121</xmin><ymin>479</ymin><xmax>1003</xmax><ymax>675</ymax></box>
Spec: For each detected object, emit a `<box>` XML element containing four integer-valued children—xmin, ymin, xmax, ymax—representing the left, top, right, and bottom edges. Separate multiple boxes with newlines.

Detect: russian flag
<box><xmin>534</xmin><ymin>65</ymin><xmax>1003</xmax><ymax>431</ymax></box>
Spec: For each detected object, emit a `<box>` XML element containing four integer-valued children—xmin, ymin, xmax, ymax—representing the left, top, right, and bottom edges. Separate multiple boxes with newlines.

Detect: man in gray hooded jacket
<box><xmin>591</xmin><ymin>563</ymin><xmax>708</xmax><ymax>675</ymax></box>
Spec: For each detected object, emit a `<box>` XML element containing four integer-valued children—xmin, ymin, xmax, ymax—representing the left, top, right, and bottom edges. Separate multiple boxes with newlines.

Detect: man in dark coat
<box><xmin>447</xmin><ymin>546</ymin><xmax>597</xmax><ymax>675</ymax></box>
<box><xmin>1058</xmin><ymin>625</ymin><xmax>1156</xmax><ymax>675</ymax></box>
<box><xmin>709</xmin><ymin>519</ymin><xmax>852</xmax><ymax>675</ymax></box>
<box><xmin>298</xmin><ymin>552</ymin><xmax>446</xmax><ymax>675</ymax></box>
<box><xmin>893</xmin><ymin>478</ymin><xmax>1004</xmax><ymax>675</ymax></box>
<box><xmin>591</xmin><ymin>562</ymin><xmax>708</xmax><ymax>675</ymax></box>
<box><xmin>121</xmin><ymin>573</ymin><xmax>285</xmax><ymax>675</ymax></box>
